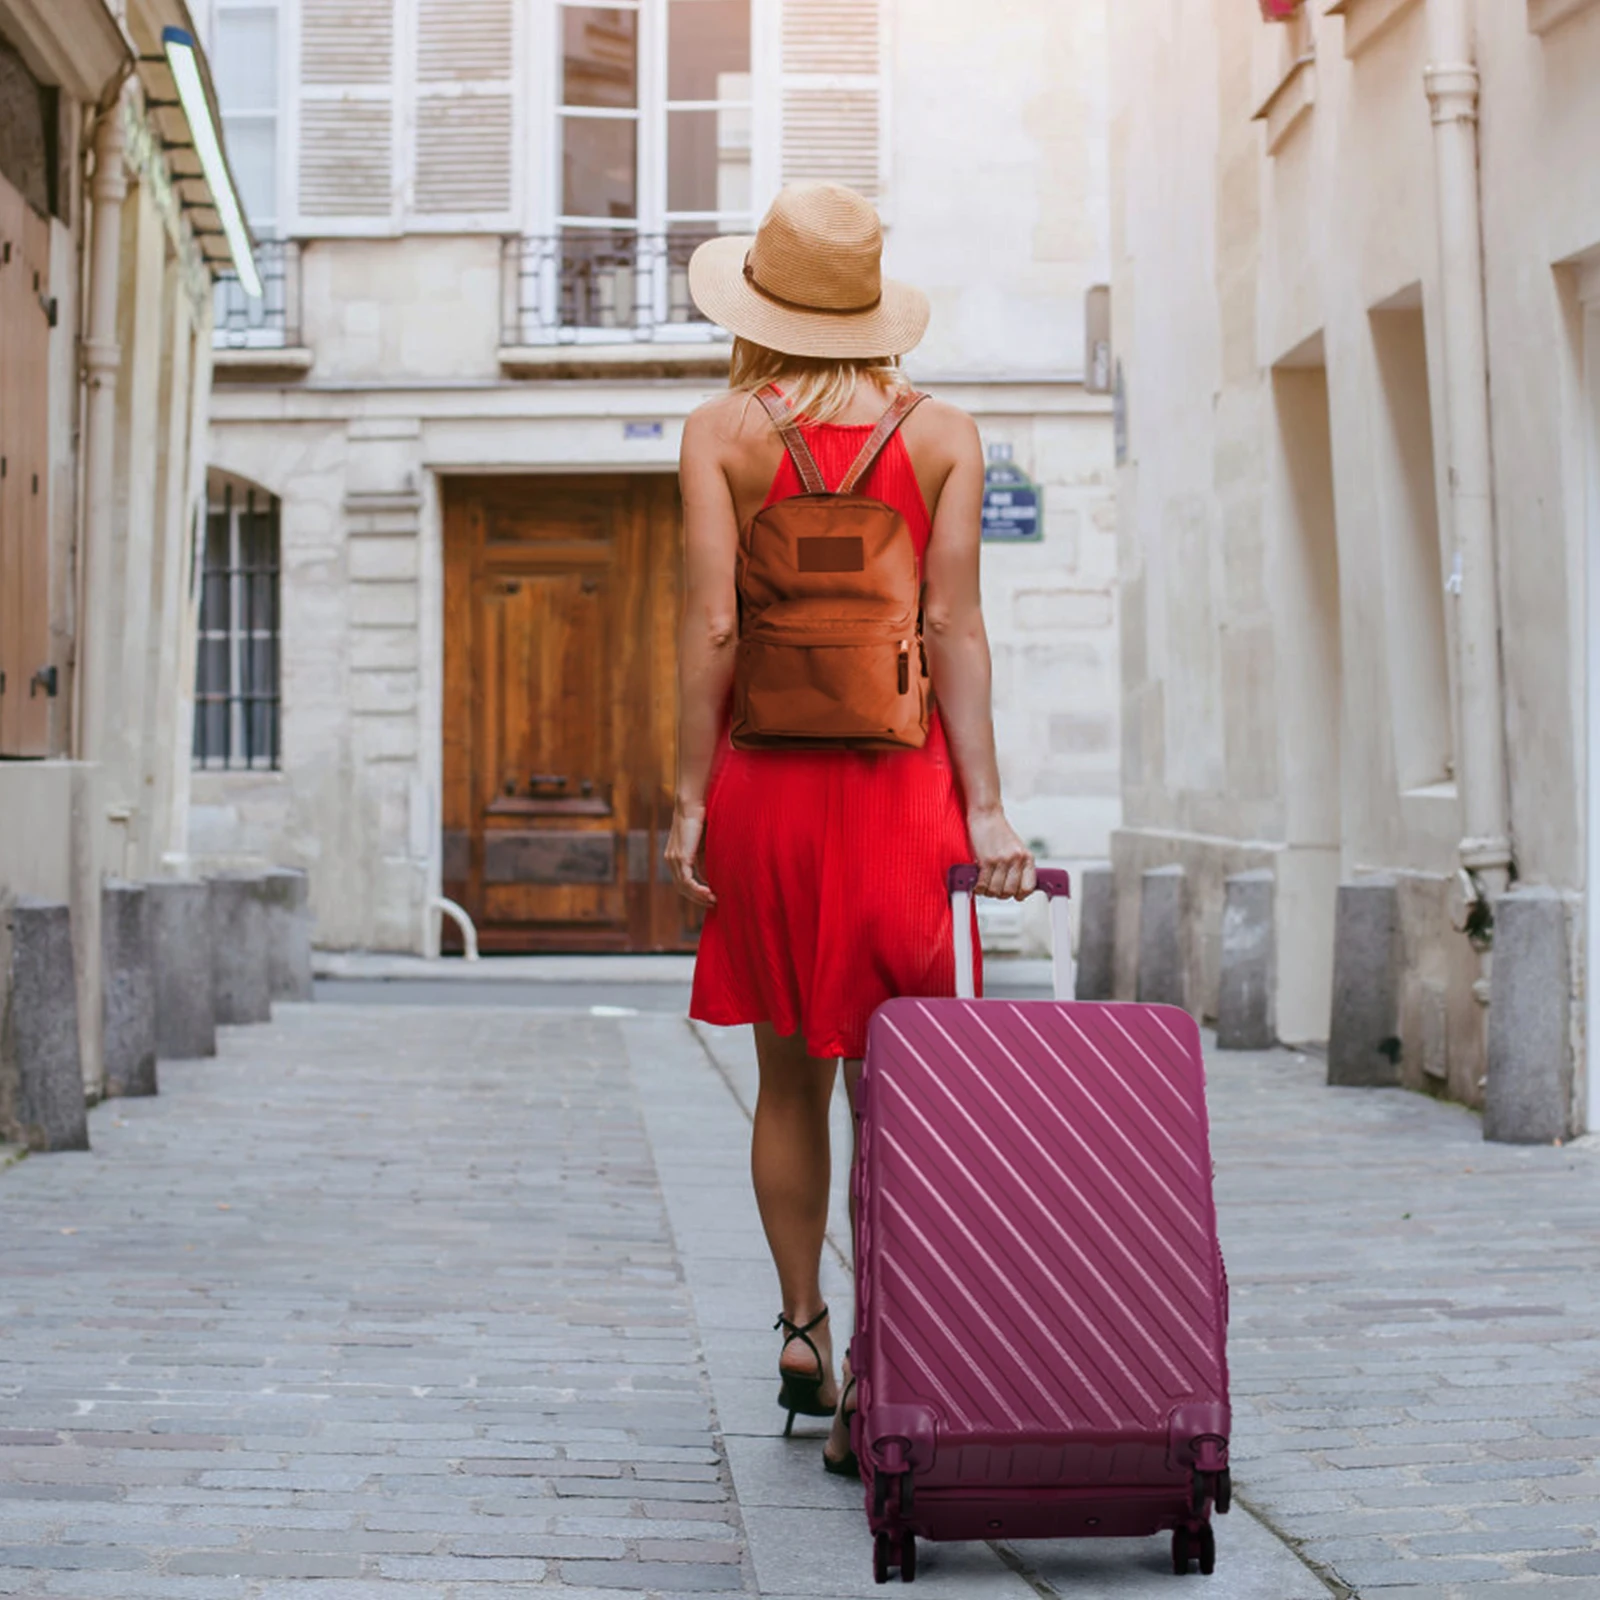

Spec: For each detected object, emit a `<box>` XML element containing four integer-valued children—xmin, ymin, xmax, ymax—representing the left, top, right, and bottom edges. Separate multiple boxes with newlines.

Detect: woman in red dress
<box><xmin>667</xmin><ymin>183</ymin><xmax>1036</xmax><ymax>1472</ymax></box>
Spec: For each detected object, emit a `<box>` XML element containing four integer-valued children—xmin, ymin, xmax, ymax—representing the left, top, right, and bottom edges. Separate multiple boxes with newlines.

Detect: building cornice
<box><xmin>0</xmin><ymin>0</ymin><xmax>130</xmax><ymax>105</ymax></box>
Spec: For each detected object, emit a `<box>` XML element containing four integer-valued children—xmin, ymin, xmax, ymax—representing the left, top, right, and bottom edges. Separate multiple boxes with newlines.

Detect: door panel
<box><xmin>442</xmin><ymin>473</ymin><xmax>700</xmax><ymax>952</ymax></box>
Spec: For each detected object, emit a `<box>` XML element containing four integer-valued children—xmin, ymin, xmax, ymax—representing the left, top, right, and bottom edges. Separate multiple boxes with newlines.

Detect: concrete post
<box><xmin>101</xmin><ymin>882</ymin><xmax>157</xmax><ymax>1097</ymax></box>
<box><xmin>1136</xmin><ymin>865</ymin><xmax>1187</xmax><ymax>1010</ymax></box>
<box><xmin>4</xmin><ymin>899</ymin><xmax>89</xmax><ymax>1152</ymax></box>
<box><xmin>147</xmin><ymin>880</ymin><xmax>215</xmax><ymax>1060</ymax></box>
<box><xmin>209</xmin><ymin>876</ymin><xmax>272</xmax><ymax>1026</ymax></box>
<box><xmin>1485</xmin><ymin>888</ymin><xmax>1573</xmax><ymax>1143</ymax></box>
<box><xmin>1328</xmin><ymin>879</ymin><xmax>1402</xmax><ymax>1087</ymax></box>
<box><xmin>1217</xmin><ymin>870</ymin><xmax>1276</xmax><ymax>1051</ymax></box>
<box><xmin>1074</xmin><ymin>862</ymin><xmax>1115</xmax><ymax>1001</ymax></box>
<box><xmin>262</xmin><ymin>868</ymin><xmax>314</xmax><ymax>1002</ymax></box>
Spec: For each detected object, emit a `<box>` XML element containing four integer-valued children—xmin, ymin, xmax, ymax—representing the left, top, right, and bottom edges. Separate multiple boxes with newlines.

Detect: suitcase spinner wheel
<box><xmin>872</xmin><ymin>1530</ymin><xmax>917</xmax><ymax>1584</ymax></box>
<box><xmin>1171</xmin><ymin>1523</ymin><xmax>1216</xmax><ymax>1577</ymax></box>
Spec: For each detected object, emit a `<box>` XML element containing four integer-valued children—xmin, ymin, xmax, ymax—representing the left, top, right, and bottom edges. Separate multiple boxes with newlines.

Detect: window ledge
<box><xmin>213</xmin><ymin>346</ymin><xmax>315</xmax><ymax>378</ymax></box>
<box><xmin>1253</xmin><ymin>53</ymin><xmax>1317</xmax><ymax>152</ymax></box>
<box><xmin>1528</xmin><ymin>0</ymin><xmax>1600</xmax><ymax>33</ymax></box>
<box><xmin>1325</xmin><ymin>0</ymin><xmax>1424</xmax><ymax>56</ymax></box>
<box><xmin>498</xmin><ymin>343</ymin><xmax>732</xmax><ymax>381</ymax></box>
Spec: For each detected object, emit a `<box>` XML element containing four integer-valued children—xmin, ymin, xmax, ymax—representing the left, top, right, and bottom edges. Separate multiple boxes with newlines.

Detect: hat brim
<box><xmin>688</xmin><ymin>234</ymin><xmax>929</xmax><ymax>360</ymax></box>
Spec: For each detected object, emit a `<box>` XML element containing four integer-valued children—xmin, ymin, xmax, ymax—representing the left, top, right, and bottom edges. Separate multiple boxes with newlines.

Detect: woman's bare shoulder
<box><xmin>684</xmin><ymin>389</ymin><xmax>767</xmax><ymax>454</ymax></box>
<box><xmin>908</xmin><ymin>396</ymin><xmax>979</xmax><ymax>448</ymax></box>
<box><xmin>904</xmin><ymin>393</ymin><xmax>981</xmax><ymax>464</ymax></box>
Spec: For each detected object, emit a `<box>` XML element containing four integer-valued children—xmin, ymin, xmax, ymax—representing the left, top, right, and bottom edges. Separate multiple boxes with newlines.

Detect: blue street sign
<box><xmin>982</xmin><ymin>460</ymin><xmax>1043</xmax><ymax>542</ymax></box>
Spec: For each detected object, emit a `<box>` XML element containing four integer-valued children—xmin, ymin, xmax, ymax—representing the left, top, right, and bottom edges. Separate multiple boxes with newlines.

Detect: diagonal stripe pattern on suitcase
<box><xmin>861</xmin><ymin>999</ymin><xmax>1228</xmax><ymax>1457</ymax></box>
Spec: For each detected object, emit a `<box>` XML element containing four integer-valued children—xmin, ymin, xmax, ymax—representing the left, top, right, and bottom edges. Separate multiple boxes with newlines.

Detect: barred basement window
<box><xmin>193</xmin><ymin>485</ymin><xmax>281</xmax><ymax>769</ymax></box>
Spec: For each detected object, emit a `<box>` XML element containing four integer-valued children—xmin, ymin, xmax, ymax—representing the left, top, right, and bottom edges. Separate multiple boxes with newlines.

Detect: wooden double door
<box><xmin>442</xmin><ymin>474</ymin><xmax>700</xmax><ymax>952</ymax></box>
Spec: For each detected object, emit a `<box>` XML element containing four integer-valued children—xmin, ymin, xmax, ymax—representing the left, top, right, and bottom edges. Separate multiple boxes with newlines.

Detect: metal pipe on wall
<box><xmin>76</xmin><ymin>97</ymin><xmax>126</xmax><ymax>775</ymax></box>
<box><xmin>1423</xmin><ymin>0</ymin><xmax>1512</xmax><ymax>911</ymax></box>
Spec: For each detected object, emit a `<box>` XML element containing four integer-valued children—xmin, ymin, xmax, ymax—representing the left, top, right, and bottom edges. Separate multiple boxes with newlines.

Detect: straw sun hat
<box><xmin>688</xmin><ymin>182</ymin><xmax>930</xmax><ymax>359</ymax></box>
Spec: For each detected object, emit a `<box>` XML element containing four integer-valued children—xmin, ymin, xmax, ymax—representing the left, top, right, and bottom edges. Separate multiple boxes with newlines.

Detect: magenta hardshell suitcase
<box><xmin>851</xmin><ymin>866</ymin><xmax>1231</xmax><ymax>1583</ymax></box>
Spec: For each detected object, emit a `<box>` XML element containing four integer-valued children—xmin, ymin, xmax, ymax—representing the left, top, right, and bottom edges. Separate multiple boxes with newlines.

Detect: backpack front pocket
<box><xmin>732</xmin><ymin>632</ymin><xmax>927</xmax><ymax>749</ymax></box>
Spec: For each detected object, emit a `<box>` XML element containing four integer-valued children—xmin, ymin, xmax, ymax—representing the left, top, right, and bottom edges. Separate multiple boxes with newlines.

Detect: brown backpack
<box><xmin>730</xmin><ymin>384</ymin><xmax>931</xmax><ymax>752</ymax></box>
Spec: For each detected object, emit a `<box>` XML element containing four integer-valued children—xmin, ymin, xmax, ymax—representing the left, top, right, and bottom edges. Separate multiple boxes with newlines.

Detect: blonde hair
<box><xmin>730</xmin><ymin>337</ymin><xmax>909</xmax><ymax>425</ymax></box>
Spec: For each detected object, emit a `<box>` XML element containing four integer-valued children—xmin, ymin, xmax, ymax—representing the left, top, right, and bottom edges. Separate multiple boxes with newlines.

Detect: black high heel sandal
<box><xmin>774</xmin><ymin>1306</ymin><xmax>835</xmax><ymax>1437</ymax></box>
<box><xmin>822</xmin><ymin>1367</ymin><xmax>859</xmax><ymax>1479</ymax></box>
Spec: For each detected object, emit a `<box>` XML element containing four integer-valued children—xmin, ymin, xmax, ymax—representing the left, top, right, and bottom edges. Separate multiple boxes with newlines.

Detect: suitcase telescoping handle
<box><xmin>947</xmin><ymin>864</ymin><xmax>1073</xmax><ymax>1003</ymax></box>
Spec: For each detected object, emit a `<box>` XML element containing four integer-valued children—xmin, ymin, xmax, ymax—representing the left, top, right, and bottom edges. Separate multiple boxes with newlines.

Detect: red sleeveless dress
<box><xmin>688</xmin><ymin>419</ymin><xmax>979</xmax><ymax>1060</ymax></box>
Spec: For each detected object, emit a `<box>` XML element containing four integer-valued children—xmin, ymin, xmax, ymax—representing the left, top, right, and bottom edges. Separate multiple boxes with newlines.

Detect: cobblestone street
<box><xmin>0</xmin><ymin>993</ymin><xmax>1596</xmax><ymax>1598</ymax></box>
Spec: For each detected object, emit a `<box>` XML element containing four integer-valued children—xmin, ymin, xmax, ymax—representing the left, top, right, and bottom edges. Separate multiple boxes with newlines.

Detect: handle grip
<box><xmin>948</xmin><ymin>863</ymin><xmax>1075</xmax><ymax>1001</ymax></box>
<box><xmin>947</xmin><ymin>863</ymin><xmax>1071</xmax><ymax>899</ymax></box>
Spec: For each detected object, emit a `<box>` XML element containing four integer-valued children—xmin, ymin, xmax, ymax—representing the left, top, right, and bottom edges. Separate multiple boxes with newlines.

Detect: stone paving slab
<box><xmin>1206</xmin><ymin>1044</ymin><xmax>1600</xmax><ymax>1596</ymax></box>
<box><xmin>0</xmin><ymin>1007</ymin><xmax>749</xmax><ymax>1598</ymax></box>
<box><xmin>7</xmin><ymin>994</ymin><xmax>1592</xmax><ymax>1599</ymax></box>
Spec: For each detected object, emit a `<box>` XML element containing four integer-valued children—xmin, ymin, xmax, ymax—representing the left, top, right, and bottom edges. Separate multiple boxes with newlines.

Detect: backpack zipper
<box><xmin>898</xmin><ymin>643</ymin><xmax>910</xmax><ymax>694</ymax></box>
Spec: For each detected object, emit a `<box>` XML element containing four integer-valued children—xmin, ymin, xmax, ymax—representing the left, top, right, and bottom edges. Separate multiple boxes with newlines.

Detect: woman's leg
<box><xmin>752</xmin><ymin>1022</ymin><xmax>839</xmax><ymax>1400</ymax></box>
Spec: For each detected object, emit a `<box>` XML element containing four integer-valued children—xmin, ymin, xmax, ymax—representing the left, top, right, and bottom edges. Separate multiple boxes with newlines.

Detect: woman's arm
<box><xmin>666</xmin><ymin>404</ymin><xmax>741</xmax><ymax>906</ymax></box>
<box><xmin>922</xmin><ymin>411</ymin><xmax>1037</xmax><ymax>901</ymax></box>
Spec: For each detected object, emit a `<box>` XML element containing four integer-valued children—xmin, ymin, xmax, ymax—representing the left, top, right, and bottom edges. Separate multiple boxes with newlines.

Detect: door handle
<box><xmin>527</xmin><ymin>773</ymin><xmax>568</xmax><ymax>792</ymax></box>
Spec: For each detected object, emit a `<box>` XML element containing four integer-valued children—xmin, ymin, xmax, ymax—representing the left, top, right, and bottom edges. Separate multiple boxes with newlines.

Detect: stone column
<box><xmin>1216</xmin><ymin>871</ymin><xmax>1276</xmax><ymax>1051</ymax></box>
<box><xmin>209</xmin><ymin>875</ymin><xmax>272</xmax><ymax>1025</ymax></box>
<box><xmin>147</xmin><ymin>880</ymin><xmax>215</xmax><ymax>1060</ymax></box>
<box><xmin>262</xmin><ymin>868</ymin><xmax>314</xmax><ymax>1002</ymax></box>
<box><xmin>1485</xmin><ymin>888</ymin><xmax>1573</xmax><ymax>1143</ymax></box>
<box><xmin>1327</xmin><ymin>879</ymin><xmax>1402</xmax><ymax>1086</ymax></box>
<box><xmin>1074</xmin><ymin>862</ymin><xmax>1116</xmax><ymax>1001</ymax></box>
<box><xmin>1136</xmin><ymin>864</ymin><xmax>1187</xmax><ymax>1010</ymax></box>
<box><xmin>102</xmin><ymin>882</ymin><xmax>157</xmax><ymax>1096</ymax></box>
<box><xmin>4</xmin><ymin>899</ymin><xmax>89</xmax><ymax>1152</ymax></box>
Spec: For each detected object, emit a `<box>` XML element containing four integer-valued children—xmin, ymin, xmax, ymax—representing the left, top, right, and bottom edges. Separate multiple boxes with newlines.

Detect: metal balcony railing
<box><xmin>502</xmin><ymin>231</ymin><xmax>732</xmax><ymax>346</ymax></box>
<box><xmin>213</xmin><ymin>238</ymin><xmax>302</xmax><ymax>351</ymax></box>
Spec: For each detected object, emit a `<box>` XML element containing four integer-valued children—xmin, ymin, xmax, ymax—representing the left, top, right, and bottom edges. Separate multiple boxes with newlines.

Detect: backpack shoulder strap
<box><xmin>756</xmin><ymin>384</ymin><xmax>828</xmax><ymax>496</ymax></box>
<box><xmin>837</xmin><ymin>389</ymin><xmax>929</xmax><ymax>497</ymax></box>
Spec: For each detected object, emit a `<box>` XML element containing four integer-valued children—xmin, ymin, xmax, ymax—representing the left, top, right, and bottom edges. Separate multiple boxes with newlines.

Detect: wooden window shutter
<box><xmin>410</xmin><ymin>0</ymin><xmax>516</xmax><ymax>221</ymax></box>
<box><xmin>780</xmin><ymin>0</ymin><xmax>883</xmax><ymax>200</ymax></box>
<box><xmin>0</xmin><ymin>175</ymin><xmax>54</xmax><ymax>756</ymax></box>
<box><xmin>297</xmin><ymin>0</ymin><xmax>397</xmax><ymax>223</ymax></box>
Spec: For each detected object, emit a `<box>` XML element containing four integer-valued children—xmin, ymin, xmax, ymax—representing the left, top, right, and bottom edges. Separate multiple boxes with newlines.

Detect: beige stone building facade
<box><xmin>1108</xmin><ymin>0</ymin><xmax>1600</xmax><ymax>1129</ymax></box>
<box><xmin>197</xmin><ymin>0</ymin><xmax>1118</xmax><ymax>958</ymax></box>
<box><xmin>0</xmin><ymin>0</ymin><xmax>242</xmax><ymax>1096</ymax></box>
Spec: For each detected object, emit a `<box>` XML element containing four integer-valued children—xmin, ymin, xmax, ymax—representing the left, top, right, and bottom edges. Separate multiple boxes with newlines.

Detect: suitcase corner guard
<box><xmin>1165</xmin><ymin>1401</ymin><xmax>1231</xmax><ymax>1472</ymax></box>
<box><xmin>862</xmin><ymin>1403</ymin><xmax>939</xmax><ymax>1477</ymax></box>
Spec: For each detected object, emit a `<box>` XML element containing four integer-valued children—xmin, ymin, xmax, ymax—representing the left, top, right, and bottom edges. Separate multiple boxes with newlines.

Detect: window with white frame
<box><xmin>193</xmin><ymin>484</ymin><xmax>281</xmax><ymax>771</ymax></box>
<box><xmin>206</xmin><ymin>0</ymin><xmax>282</xmax><ymax>234</ymax></box>
<box><xmin>203</xmin><ymin>0</ymin><xmax>296</xmax><ymax>346</ymax></box>
<box><xmin>530</xmin><ymin>0</ymin><xmax>754</xmax><ymax>338</ymax></box>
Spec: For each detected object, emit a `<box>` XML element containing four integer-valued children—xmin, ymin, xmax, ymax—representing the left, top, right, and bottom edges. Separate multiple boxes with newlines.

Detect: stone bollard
<box><xmin>102</xmin><ymin>882</ymin><xmax>157</xmax><ymax>1097</ymax></box>
<box><xmin>147</xmin><ymin>880</ymin><xmax>216</xmax><ymax>1060</ymax></box>
<box><xmin>261</xmin><ymin>868</ymin><xmax>314</xmax><ymax>1002</ymax></box>
<box><xmin>209</xmin><ymin>875</ymin><xmax>272</xmax><ymax>1026</ymax></box>
<box><xmin>1216</xmin><ymin>870</ymin><xmax>1275</xmax><ymax>1051</ymax></box>
<box><xmin>1136</xmin><ymin>864</ymin><xmax>1188</xmax><ymax>1010</ymax></box>
<box><xmin>5</xmin><ymin>898</ymin><xmax>89</xmax><ymax>1151</ymax></box>
<box><xmin>1485</xmin><ymin>887</ymin><xmax>1573</xmax><ymax>1144</ymax></box>
<box><xmin>1327</xmin><ymin>878</ymin><xmax>1401</xmax><ymax>1086</ymax></box>
<box><xmin>1075</xmin><ymin>862</ymin><xmax>1116</xmax><ymax>1001</ymax></box>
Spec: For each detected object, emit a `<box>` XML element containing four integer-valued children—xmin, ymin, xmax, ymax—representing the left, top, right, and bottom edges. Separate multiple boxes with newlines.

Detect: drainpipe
<box><xmin>1424</xmin><ymin>2</ymin><xmax>1512</xmax><ymax>942</ymax></box>
<box><xmin>76</xmin><ymin>97</ymin><xmax>126</xmax><ymax>796</ymax></box>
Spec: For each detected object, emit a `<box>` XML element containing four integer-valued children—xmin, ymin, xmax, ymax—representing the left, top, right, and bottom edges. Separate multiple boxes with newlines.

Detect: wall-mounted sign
<box><xmin>624</xmin><ymin>420</ymin><xmax>664</xmax><ymax>440</ymax></box>
<box><xmin>982</xmin><ymin>443</ymin><xmax>1042</xmax><ymax>542</ymax></box>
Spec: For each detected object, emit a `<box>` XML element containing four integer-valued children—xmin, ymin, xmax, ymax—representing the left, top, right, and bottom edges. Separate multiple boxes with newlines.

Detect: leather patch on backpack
<box><xmin>797</xmin><ymin>536</ymin><xmax>865</xmax><ymax>573</ymax></box>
